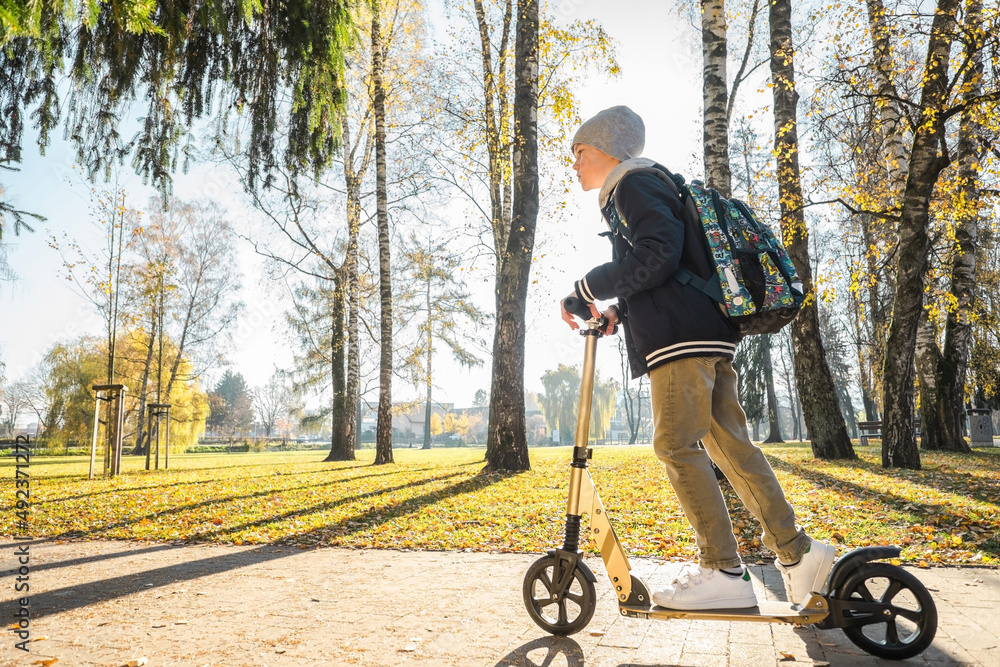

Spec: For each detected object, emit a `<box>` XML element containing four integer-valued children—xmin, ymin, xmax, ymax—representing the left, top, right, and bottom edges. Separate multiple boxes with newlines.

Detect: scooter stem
<box><xmin>567</xmin><ymin>328</ymin><xmax>599</xmax><ymax>517</ymax></box>
<box><xmin>575</xmin><ymin>332</ymin><xmax>599</xmax><ymax>448</ymax></box>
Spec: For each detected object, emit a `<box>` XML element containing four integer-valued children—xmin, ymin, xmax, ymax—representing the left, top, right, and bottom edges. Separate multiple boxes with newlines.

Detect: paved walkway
<box><xmin>1</xmin><ymin>540</ymin><xmax>997</xmax><ymax>666</ymax></box>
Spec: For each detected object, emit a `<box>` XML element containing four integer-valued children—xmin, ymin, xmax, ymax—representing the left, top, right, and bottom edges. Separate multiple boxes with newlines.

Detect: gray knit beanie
<box><xmin>571</xmin><ymin>106</ymin><xmax>645</xmax><ymax>162</ymax></box>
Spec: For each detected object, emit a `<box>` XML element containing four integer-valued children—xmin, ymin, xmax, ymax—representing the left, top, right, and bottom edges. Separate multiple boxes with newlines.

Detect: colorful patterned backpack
<box><xmin>609</xmin><ymin>165</ymin><xmax>804</xmax><ymax>336</ymax></box>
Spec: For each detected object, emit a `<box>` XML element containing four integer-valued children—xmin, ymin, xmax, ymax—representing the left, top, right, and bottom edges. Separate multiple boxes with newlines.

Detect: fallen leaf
<box><xmin>152</xmin><ymin>624</ymin><xmax>166</xmax><ymax>628</ymax></box>
<box><xmin>589</xmin><ymin>631</ymin><xmax>605</xmax><ymax>637</ymax></box>
<box><xmin>32</xmin><ymin>659</ymin><xmax>58</xmax><ymax>667</ymax></box>
<box><xmin>174</xmin><ymin>619</ymin><xmax>189</xmax><ymax>625</ymax></box>
<box><xmin>779</xmin><ymin>651</ymin><xmax>795</xmax><ymax>660</ymax></box>
<box><xmin>918</xmin><ymin>560</ymin><xmax>929</xmax><ymax>568</ymax></box>
<box><xmin>30</xmin><ymin>636</ymin><xmax>48</xmax><ymax>642</ymax></box>
<box><xmin>125</xmin><ymin>660</ymin><xmax>147</xmax><ymax>667</ymax></box>
<box><xmin>11</xmin><ymin>446</ymin><xmax>1000</xmax><ymax>566</ymax></box>
<box><xmin>275</xmin><ymin>649</ymin><xmax>286</xmax><ymax>654</ymax></box>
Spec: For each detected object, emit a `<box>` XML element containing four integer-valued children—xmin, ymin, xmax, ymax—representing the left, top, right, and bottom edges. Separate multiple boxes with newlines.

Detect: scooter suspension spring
<box><xmin>562</xmin><ymin>514</ymin><xmax>582</xmax><ymax>552</ymax></box>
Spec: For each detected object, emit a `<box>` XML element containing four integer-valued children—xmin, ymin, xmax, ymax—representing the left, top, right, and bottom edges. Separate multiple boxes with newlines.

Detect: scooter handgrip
<box><xmin>563</xmin><ymin>296</ymin><xmax>593</xmax><ymax>321</ymax></box>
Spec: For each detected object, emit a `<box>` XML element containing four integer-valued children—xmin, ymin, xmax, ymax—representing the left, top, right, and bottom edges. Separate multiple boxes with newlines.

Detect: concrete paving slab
<box><xmin>0</xmin><ymin>540</ymin><xmax>997</xmax><ymax>666</ymax></box>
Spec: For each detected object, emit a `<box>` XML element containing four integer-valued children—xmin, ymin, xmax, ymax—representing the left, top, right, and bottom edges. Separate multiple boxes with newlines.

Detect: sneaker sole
<box><xmin>651</xmin><ymin>596</ymin><xmax>758</xmax><ymax>611</ymax></box>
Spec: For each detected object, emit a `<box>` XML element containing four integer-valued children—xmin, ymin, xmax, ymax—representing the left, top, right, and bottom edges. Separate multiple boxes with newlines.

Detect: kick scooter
<box><xmin>522</xmin><ymin>298</ymin><xmax>938</xmax><ymax>660</ymax></box>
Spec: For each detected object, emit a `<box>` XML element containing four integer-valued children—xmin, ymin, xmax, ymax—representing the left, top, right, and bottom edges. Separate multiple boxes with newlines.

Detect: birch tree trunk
<box><xmin>323</xmin><ymin>270</ymin><xmax>352</xmax><ymax>461</ymax></box>
<box><xmin>915</xmin><ymin>311</ymin><xmax>942</xmax><ymax>449</ymax></box>
<box><xmin>880</xmin><ymin>0</ymin><xmax>959</xmax><ymax>469</ymax></box>
<box><xmin>768</xmin><ymin>0</ymin><xmax>855</xmax><ymax>459</ymax></box>
<box><xmin>335</xmin><ymin>105</ymin><xmax>368</xmax><ymax>461</ymax></box>
<box><xmin>485</xmin><ymin>0</ymin><xmax>537</xmax><ymax>472</ymax></box>
<box><xmin>864</xmin><ymin>0</ymin><xmax>910</xmax><ymax>185</ymax></box>
<box><xmin>131</xmin><ymin>310</ymin><xmax>157</xmax><ymax>455</ymax></box>
<box><xmin>701</xmin><ymin>0</ymin><xmax>735</xmax><ymax>477</ymax></box>
<box><xmin>869</xmin><ymin>0</ymin><xmax>939</xmax><ymax>452</ymax></box>
<box><xmin>861</xmin><ymin>1</ymin><xmax>909</xmax><ymax>422</ymax></box>
<box><xmin>931</xmin><ymin>0</ymin><xmax>981</xmax><ymax>454</ymax></box>
<box><xmin>372</xmin><ymin>2</ymin><xmax>394</xmax><ymax>465</ymax></box>
<box><xmin>346</xmin><ymin>239</ymin><xmax>360</xmax><ymax>454</ymax></box>
<box><xmin>423</xmin><ymin>276</ymin><xmax>433</xmax><ymax>450</ymax></box>
<box><xmin>474</xmin><ymin>0</ymin><xmax>514</xmax><ymax>278</ymax></box>
<box><xmin>763</xmin><ymin>339</ymin><xmax>783</xmax><ymax>442</ymax></box>
<box><xmin>344</xmin><ymin>139</ymin><xmax>361</xmax><ymax>461</ymax></box>
<box><xmin>324</xmin><ymin>109</ymin><xmax>364</xmax><ymax>462</ymax></box>
<box><xmin>702</xmin><ymin>0</ymin><xmax>731</xmax><ymax>196</ymax></box>
<box><xmin>860</xmin><ymin>215</ymin><xmax>890</xmax><ymax>416</ymax></box>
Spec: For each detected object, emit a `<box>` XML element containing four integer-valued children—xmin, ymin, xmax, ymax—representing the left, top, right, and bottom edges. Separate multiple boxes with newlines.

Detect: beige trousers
<box><xmin>649</xmin><ymin>356</ymin><xmax>809</xmax><ymax>569</ymax></box>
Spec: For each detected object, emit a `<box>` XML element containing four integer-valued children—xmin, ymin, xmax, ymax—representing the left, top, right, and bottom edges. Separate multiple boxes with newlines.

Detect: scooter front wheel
<box><xmin>522</xmin><ymin>554</ymin><xmax>597</xmax><ymax>635</ymax></box>
<box><xmin>838</xmin><ymin>562</ymin><xmax>937</xmax><ymax>660</ymax></box>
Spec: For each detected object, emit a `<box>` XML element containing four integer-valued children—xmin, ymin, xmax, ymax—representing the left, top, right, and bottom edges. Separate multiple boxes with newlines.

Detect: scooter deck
<box><xmin>620</xmin><ymin>597</ymin><xmax>829</xmax><ymax>625</ymax></box>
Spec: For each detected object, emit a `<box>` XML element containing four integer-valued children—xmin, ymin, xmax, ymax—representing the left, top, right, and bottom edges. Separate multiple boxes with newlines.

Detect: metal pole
<box><xmin>114</xmin><ymin>389</ymin><xmax>125</xmax><ymax>475</ymax></box>
<box><xmin>567</xmin><ymin>331</ymin><xmax>599</xmax><ymax>517</ymax></box>
<box><xmin>164</xmin><ymin>407</ymin><xmax>170</xmax><ymax>469</ymax></box>
<box><xmin>145</xmin><ymin>410</ymin><xmax>153</xmax><ymax>470</ymax></box>
<box><xmin>110</xmin><ymin>391</ymin><xmax>118</xmax><ymax>477</ymax></box>
<box><xmin>103</xmin><ymin>397</ymin><xmax>111</xmax><ymax>477</ymax></box>
<box><xmin>574</xmin><ymin>334</ymin><xmax>599</xmax><ymax>448</ymax></box>
<box><xmin>89</xmin><ymin>393</ymin><xmax>101</xmax><ymax>480</ymax></box>
<box><xmin>155</xmin><ymin>414</ymin><xmax>160</xmax><ymax>470</ymax></box>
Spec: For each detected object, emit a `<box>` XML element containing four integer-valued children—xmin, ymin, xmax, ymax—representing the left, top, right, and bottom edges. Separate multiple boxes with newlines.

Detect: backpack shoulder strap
<box><xmin>674</xmin><ymin>266</ymin><xmax>725</xmax><ymax>303</ymax></box>
<box><xmin>611</xmin><ymin>166</ymin><xmax>726</xmax><ymax>305</ymax></box>
<box><xmin>611</xmin><ymin>165</ymin><xmax>699</xmax><ymax>240</ymax></box>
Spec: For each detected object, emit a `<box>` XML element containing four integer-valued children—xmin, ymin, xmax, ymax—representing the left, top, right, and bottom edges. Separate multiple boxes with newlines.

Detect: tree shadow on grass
<box><xmin>52</xmin><ymin>470</ymin><xmax>467</xmax><ymax>542</ymax></box>
<box><xmin>206</xmin><ymin>467</ymin><xmax>527</xmax><ymax>542</ymax></box>
<box><xmin>827</xmin><ymin>451</ymin><xmax>1000</xmax><ymax>506</ymax></box>
<box><xmin>3</xmin><ymin>453</ymin><xmax>377</xmax><ymax>484</ymax></box>
<box><xmin>5</xmin><ymin>469</ymin><xmax>454</xmax><ymax>573</ymax></box>
<box><xmin>17</xmin><ymin>471</ymin><xmax>508</xmax><ymax>621</ymax></box>
<box><xmin>204</xmin><ymin>470</ymin><xmax>474</xmax><ymax>540</ymax></box>
<box><xmin>768</xmin><ymin>458</ymin><xmax>999</xmax><ymax>557</ymax></box>
<box><xmin>770</xmin><ymin>453</ymin><xmax>1000</xmax><ymax>508</ymax></box>
<box><xmin>42</xmin><ymin>463</ymin><xmax>439</xmax><ymax>505</ymax></box>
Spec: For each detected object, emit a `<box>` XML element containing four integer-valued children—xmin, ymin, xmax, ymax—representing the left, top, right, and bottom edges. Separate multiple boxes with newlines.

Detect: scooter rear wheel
<box><xmin>838</xmin><ymin>563</ymin><xmax>937</xmax><ymax>660</ymax></box>
<box><xmin>522</xmin><ymin>554</ymin><xmax>596</xmax><ymax>635</ymax></box>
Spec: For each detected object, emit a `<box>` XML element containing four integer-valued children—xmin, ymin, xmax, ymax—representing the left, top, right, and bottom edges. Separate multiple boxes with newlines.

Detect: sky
<box><xmin>0</xmin><ymin>0</ymin><xmax>712</xmax><ymax>412</ymax></box>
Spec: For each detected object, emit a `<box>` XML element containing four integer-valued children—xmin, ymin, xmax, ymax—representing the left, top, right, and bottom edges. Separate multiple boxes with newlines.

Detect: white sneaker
<box><xmin>776</xmin><ymin>538</ymin><xmax>836</xmax><ymax>606</ymax></box>
<box><xmin>652</xmin><ymin>564</ymin><xmax>757</xmax><ymax>610</ymax></box>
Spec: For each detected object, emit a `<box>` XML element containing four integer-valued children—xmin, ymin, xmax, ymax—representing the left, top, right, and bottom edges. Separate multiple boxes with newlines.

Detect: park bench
<box><xmin>857</xmin><ymin>421</ymin><xmax>881</xmax><ymax>447</ymax></box>
<box><xmin>857</xmin><ymin>419</ymin><xmax>921</xmax><ymax>446</ymax></box>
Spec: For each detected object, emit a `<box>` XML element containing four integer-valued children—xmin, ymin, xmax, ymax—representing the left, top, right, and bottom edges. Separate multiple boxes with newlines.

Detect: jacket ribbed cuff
<box><xmin>575</xmin><ymin>277</ymin><xmax>596</xmax><ymax>304</ymax></box>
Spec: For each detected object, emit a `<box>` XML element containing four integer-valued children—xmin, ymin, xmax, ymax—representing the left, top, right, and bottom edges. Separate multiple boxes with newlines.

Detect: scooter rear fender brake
<box><xmin>824</xmin><ymin>546</ymin><xmax>901</xmax><ymax>594</ymax></box>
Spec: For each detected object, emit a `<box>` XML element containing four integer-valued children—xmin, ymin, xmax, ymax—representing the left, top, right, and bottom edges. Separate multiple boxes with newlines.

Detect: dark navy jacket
<box><xmin>573</xmin><ymin>170</ymin><xmax>738</xmax><ymax>379</ymax></box>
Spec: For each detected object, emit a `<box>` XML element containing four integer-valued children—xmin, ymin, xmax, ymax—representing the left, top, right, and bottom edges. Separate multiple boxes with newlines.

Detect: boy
<box><xmin>562</xmin><ymin>105</ymin><xmax>835</xmax><ymax>610</ymax></box>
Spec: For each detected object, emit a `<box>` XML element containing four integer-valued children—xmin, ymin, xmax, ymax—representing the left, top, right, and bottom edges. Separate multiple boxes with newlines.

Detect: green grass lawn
<box><xmin>3</xmin><ymin>442</ymin><xmax>998</xmax><ymax>566</ymax></box>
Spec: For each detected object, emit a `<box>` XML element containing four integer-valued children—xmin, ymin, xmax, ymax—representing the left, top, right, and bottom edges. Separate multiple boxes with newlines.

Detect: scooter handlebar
<box><xmin>564</xmin><ymin>296</ymin><xmax>613</xmax><ymax>334</ymax></box>
<box><xmin>562</xmin><ymin>296</ymin><xmax>593</xmax><ymax>321</ymax></box>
